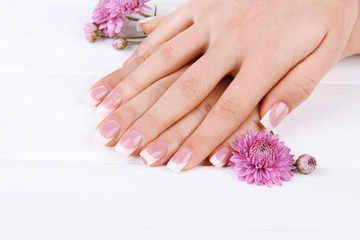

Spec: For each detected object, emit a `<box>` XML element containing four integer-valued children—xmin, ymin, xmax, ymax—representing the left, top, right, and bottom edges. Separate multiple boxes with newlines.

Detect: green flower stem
<box><xmin>97</xmin><ymin>30</ymin><xmax>107</xmax><ymax>38</ymax></box>
<box><xmin>127</xmin><ymin>40</ymin><xmax>142</xmax><ymax>44</ymax></box>
<box><xmin>139</xmin><ymin>12</ymin><xmax>152</xmax><ymax>18</ymax></box>
<box><xmin>126</xmin><ymin>16</ymin><xmax>140</xmax><ymax>21</ymax></box>
<box><xmin>114</xmin><ymin>35</ymin><xmax>147</xmax><ymax>39</ymax></box>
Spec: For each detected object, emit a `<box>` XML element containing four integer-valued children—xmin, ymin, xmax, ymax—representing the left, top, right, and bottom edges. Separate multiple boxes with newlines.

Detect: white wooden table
<box><xmin>1</xmin><ymin>0</ymin><xmax>360</xmax><ymax>239</ymax></box>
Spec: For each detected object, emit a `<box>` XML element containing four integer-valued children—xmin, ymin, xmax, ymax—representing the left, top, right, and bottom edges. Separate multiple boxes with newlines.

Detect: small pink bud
<box><xmin>84</xmin><ymin>22</ymin><xmax>99</xmax><ymax>42</ymax></box>
<box><xmin>112</xmin><ymin>37</ymin><xmax>128</xmax><ymax>50</ymax></box>
<box><xmin>295</xmin><ymin>154</ymin><xmax>317</xmax><ymax>174</ymax></box>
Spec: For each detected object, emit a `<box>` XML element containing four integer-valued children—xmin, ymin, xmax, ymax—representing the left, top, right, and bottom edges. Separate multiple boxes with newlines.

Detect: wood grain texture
<box><xmin>0</xmin><ymin>0</ymin><xmax>359</xmax><ymax>239</ymax></box>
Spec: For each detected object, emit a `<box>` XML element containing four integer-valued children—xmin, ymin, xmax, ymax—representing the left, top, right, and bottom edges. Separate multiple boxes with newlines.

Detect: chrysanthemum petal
<box><xmin>230</xmin><ymin>130</ymin><xmax>294</xmax><ymax>187</ymax></box>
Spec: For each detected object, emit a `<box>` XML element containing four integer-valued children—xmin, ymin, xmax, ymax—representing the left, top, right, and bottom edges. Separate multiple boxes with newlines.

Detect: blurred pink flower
<box><xmin>107</xmin><ymin>0</ymin><xmax>152</xmax><ymax>15</ymax></box>
<box><xmin>92</xmin><ymin>0</ymin><xmax>109</xmax><ymax>25</ymax></box>
<box><xmin>91</xmin><ymin>0</ymin><xmax>151</xmax><ymax>37</ymax></box>
<box><xmin>101</xmin><ymin>14</ymin><xmax>129</xmax><ymax>37</ymax></box>
<box><xmin>84</xmin><ymin>22</ymin><xmax>99</xmax><ymax>42</ymax></box>
<box><xmin>295</xmin><ymin>154</ymin><xmax>317</xmax><ymax>174</ymax></box>
<box><xmin>92</xmin><ymin>0</ymin><xmax>128</xmax><ymax>37</ymax></box>
<box><xmin>230</xmin><ymin>130</ymin><xmax>295</xmax><ymax>187</ymax></box>
<box><xmin>112</xmin><ymin>37</ymin><xmax>128</xmax><ymax>49</ymax></box>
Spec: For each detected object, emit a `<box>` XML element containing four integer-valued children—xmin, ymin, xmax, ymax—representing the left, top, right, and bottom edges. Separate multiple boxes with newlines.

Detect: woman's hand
<box><xmin>88</xmin><ymin>0</ymin><xmax>360</xmax><ymax>172</ymax></box>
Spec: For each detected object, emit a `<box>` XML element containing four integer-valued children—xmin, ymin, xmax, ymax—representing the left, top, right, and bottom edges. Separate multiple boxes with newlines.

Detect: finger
<box><xmin>103</xmin><ymin>24</ymin><xmax>208</xmax><ymax>113</ymax></box>
<box><xmin>85</xmin><ymin>44</ymin><xmax>160</xmax><ymax>107</ymax></box>
<box><xmin>259</xmin><ymin>31</ymin><xmax>346</xmax><ymax>131</ymax></box>
<box><xmin>126</xmin><ymin>3</ymin><xmax>193</xmax><ymax>64</ymax></box>
<box><xmin>139</xmin><ymin>78</ymin><xmax>231</xmax><ymax>167</ymax></box>
<box><xmin>137</xmin><ymin>15</ymin><xmax>167</xmax><ymax>34</ymax></box>
<box><xmin>167</xmin><ymin>61</ymin><xmax>283</xmax><ymax>173</ymax></box>
<box><xmin>93</xmin><ymin>65</ymin><xmax>189</xmax><ymax>146</ymax></box>
<box><xmin>113</xmin><ymin>43</ymin><xmax>235</xmax><ymax>157</ymax></box>
<box><xmin>208</xmin><ymin>105</ymin><xmax>264</xmax><ymax>169</ymax></box>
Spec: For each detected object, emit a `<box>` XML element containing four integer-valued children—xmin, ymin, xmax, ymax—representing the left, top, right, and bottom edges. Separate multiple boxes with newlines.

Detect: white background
<box><xmin>0</xmin><ymin>0</ymin><xmax>360</xmax><ymax>239</ymax></box>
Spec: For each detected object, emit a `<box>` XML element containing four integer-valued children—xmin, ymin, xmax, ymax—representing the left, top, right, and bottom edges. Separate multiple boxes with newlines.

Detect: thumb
<box><xmin>136</xmin><ymin>15</ymin><xmax>167</xmax><ymax>34</ymax></box>
<box><xmin>260</xmin><ymin>33</ymin><xmax>345</xmax><ymax>131</ymax></box>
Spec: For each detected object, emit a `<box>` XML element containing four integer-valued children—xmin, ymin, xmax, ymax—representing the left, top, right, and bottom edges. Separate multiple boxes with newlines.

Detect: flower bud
<box><xmin>112</xmin><ymin>37</ymin><xmax>128</xmax><ymax>50</ymax></box>
<box><xmin>84</xmin><ymin>22</ymin><xmax>99</xmax><ymax>42</ymax></box>
<box><xmin>295</xmin><ymin>154</ymin><xmax>317</xmax><ymax>174</ymax></box>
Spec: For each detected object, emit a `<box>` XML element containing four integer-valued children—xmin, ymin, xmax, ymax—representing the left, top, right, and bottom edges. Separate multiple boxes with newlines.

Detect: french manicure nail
<box><xmin>85</xmin><ymin>85</ymin><xmax>109</xmax><ymax>106</ymax></box>
<box><xmin>167</xmin><ymin>148</ymin><xmax>192</xmax><ymax>173</ymax></box>
<box><xmin>210</xmin><ymin>147</ymin><xmax>231</xmax><ymax>169</ymax></box>
<box><xmin>140</xmin><ymin>141</ymin><xmax>167</xmax><ymax>166</ymax></box>
<box><xmin>97</xmin><ymin>92</ymin><xmax>122</xmax><ymax>117</ymax></box>
<box><xmin>136</xmin><ymin>16</ymin><xmax>158</xmax><ymax>32</ymax></box>
<box><xmin>93</xmin><ymin>119</ymin><xmax>121</xmax><ymax>145</ymax></box>
<box><xmin>114</xmin><ymin>130</ymin><xmax>142</xmax><ymax>156</ymax></box>
<box><xmin>123</xmin><ymin>54</ymin><xmax>136</xmax><ymax>66</ymax></box>
<box><xmin>260</xmin><ymin>102</ymin><xmax>289</xmax><ymax>131</ymax></box>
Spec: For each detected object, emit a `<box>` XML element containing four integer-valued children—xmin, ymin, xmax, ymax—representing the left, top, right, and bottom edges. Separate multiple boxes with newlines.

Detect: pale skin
<box><xmin>89</xmin><ymin>0</ymin><xmax>360</xmax><ymax>171</ymax></box>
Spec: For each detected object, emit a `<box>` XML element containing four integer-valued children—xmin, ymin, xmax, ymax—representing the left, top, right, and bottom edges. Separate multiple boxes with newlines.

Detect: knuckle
<box><xmin>195</xmin><ymin>100</ymin><xmax>213</xmax><ymax>118</ymax></box>
<box><xmin>212</xmin><ymin>97</ymin><xmax>241</xmax><ymax>123</ymax></box>
<box><xmin>122</xmin><ymin>74</ymin><xmax>143</xmax><ymax>94</ymax></box>
<box><xmin>216</xmin><ymin>0</ymin><xmax>243</xmax><ymax>28</ymax></box>
<box><xmin>133</xmin><ymin>52</ymin><xmax>148</xmax><ymax>65</ymax></box>
<box><xmin>168</xmin><ymin>127</ymin><xmax>186</xmax><ymax>141</ymax></box>
<box><xmin>219</xmin><ymin>0</ymin><xmax>241</xmax><ymax>18</ymax></box>
<box><xmin>114</xmin><ymin>104</ymin><xmax>138</xmax><ymax>123</ymax></box>
<box><xmin>152</xmin><ymin>77</ymin><xmax>175</xmax><ymax>95</ymax></box>
<box><xmin>143</xmin><ymin>111</ymin><xmax>161</xmax><ymax>129</ymax></box>
<box><xmin>226</xmin><ymin>18</ymin><xmax>246</xmax><ymax>45</ymax></box>
<box><xmin>134</xmin><ymin>39</ymin><xmax>151</xmax><ymax>56</ymax></box>
<box><xmin>175</xmin><ymin>74</ymin><xmax>201</xmax><ymax>100</ymax></box>
<box><xmin>290</xmin><ymin>75</ymin><xmax>317</xmax><ymax>99</ymax></box>
<box><xmin>158</xmin><ymin>41</ymin><xmax>178</xmax><ymax>64</ymax></box>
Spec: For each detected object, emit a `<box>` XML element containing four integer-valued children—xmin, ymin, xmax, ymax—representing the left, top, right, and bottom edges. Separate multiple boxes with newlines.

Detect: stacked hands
<box><xmin>87</xmin><ymin>0</ymin><xmax>360</xmax><ymax>173</ymax></box>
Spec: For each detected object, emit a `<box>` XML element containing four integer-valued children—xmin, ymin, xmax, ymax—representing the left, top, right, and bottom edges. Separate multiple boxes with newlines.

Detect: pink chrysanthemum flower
<box><xmin>92</xmin><ymin>0</ymin><xmax>130</xmax><ymax>37</ymax></box>
<box><xmin>92</xmin><ymin>0</ymin><xmax>109</xmax><ymax>26</ymax></box>
<box><xmin>100</xmin><ymin>14</ymin><xmax>129</xmax><ymax>37</ymax></box>
<box><xmin>106</xmin><ymin>0</ymin><xmax>152</xmax><ymax>15</ymax></box>
<box><xmin>230</xmin><ymin>130</ymin><xmax>295</xmax><ymax>187</ymax></box>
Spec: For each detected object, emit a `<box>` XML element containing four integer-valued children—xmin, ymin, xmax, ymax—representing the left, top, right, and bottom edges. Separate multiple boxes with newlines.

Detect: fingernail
<box><xmin>114</xmin><ymin>130</ymin><xmax>142</xmax><ymax>156</ymax></box>
<box><xmin>123</xmin><ymin>54</ymin><xmax>136</xmax><ymax>66</ymax></box>
<box><xmin>260</xmin><ymin>102</ymin><xmax>289</xmax><ymax>130</ymax></box>
<box><xmin>85</xmin><ymin>85</ymin><xmax>109</xmax><ymax>106</ymax></box>
<box><xmin>140</xmin><ymin>141</ymin><xmax>167</xmax><ymax>166</ymax></box>
<box><xmin>93</xmin><ymin>119</ymin><xmax>121</xmax><ymax>145</ymax></box>
<box><xmin>97</xmin><ymin>92</ymin><xmax>122</xmax><ymax>118</ymax></box>
<box><xmin>210</xmin><ymin>147</ymin><xmax>231</xmax><ymax>169</ymax></box>
<box><xmin>136</xmin><ymin>16</ymin><xmax>158</xmax><ymax>32</ymax></box>
<box><xmin>167</xmin><ymin>148</ymin><xmax>192</xmax><ymax>173</ymax></box>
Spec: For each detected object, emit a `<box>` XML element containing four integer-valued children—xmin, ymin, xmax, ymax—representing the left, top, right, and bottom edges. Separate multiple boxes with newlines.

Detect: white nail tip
<box><xmin>260</xmin><ymin>110</ymin><xmax>273</xmax><ymax>131</ymax></box>
<box><xmin>166</xmin><ymin>161</ymin><xmax>187</xmax><ymax>174</ymax></box>
<box><xmin>92</xmin><ymin>130</ymin><xmax>113</xmax><ymax>146</ymax></box>
<box><xmin>114</xmin><ymin>143</ymin><xmax>136</xmax><ymax>157</ymax></box>
<box><xmin>209</xmin><ymin>155</ymin><xmax>225</xmax><ymax>169</ymax></box>
<box><xmin>97</xmin><ymin>104</ymin><xmax>114</xmax><ymax>118</ymax></box>
<box><xmin>84</xmin><ymin>92</ymin><xmax>100</xmax><ymax>106</ymax></box>
<box><xmin>136</xmin><ymin>16</ymin><xmax>158</xmax><ymax>32</ymax></box>
<box><xmin>139</xmin><ymin>149</ymin><xmax>159</xmax><ymax>166</ymax></box>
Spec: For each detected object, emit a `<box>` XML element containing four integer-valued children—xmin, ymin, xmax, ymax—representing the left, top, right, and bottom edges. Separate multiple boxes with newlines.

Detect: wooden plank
<box><xmin>0</xmin><ymin>163</ymin><xmax>359</xmax><ymax>239</ymax></box>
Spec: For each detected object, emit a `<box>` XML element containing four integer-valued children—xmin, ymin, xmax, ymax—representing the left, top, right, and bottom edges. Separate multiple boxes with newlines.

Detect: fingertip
<box><xmin>136</xmin><ymin>16</ymin><xmax>163</xmax><ymax>34</ymax></box>
<box><xmin>209</xmin><ymin>147</ymin><xmax>232</xmax><ymax>169</ymax></box>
